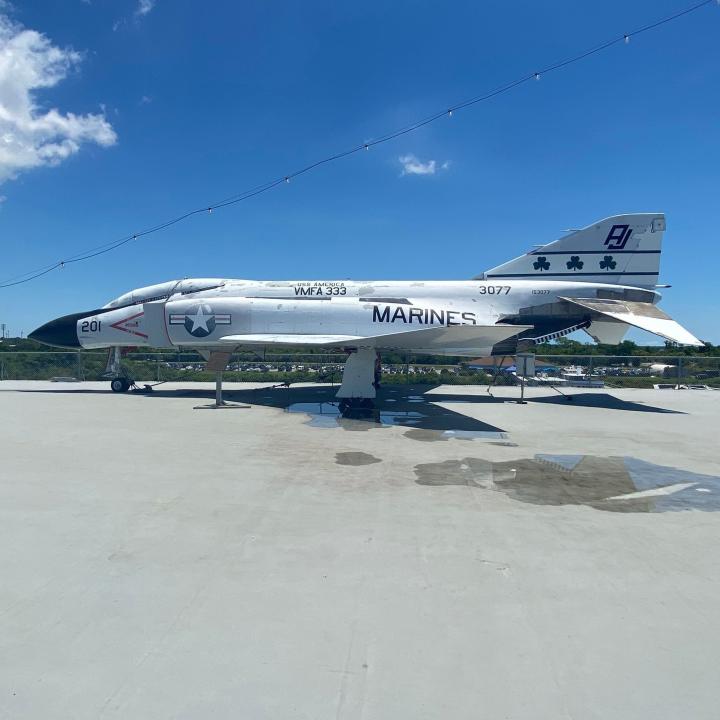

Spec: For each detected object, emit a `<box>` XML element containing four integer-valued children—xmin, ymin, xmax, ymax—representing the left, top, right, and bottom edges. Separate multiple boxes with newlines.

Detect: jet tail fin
<box><xmin>479</xmin><ymin>214</ymin><xmax>666</xmax><ymax>288</ymax></box>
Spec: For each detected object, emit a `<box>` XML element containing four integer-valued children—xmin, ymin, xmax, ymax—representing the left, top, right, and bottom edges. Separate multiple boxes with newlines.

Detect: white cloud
<box><xmin>0</xmin><ymin>14</ymin><xmax>117</xmax><ymax>185</ymax></box>
<box><xmin>135</xmin><ymin>0</ymin><xmax>155</xmax><ymax>17</ymax></box>
<box><xmin>398</xmin><ymin>153</ymin><xmax>448</xmax><ymax>177</ymax></box>
<box><xmin>114</xmin><ymin>0</ymin><xmax>155</xmax><ymax>31</ymax></box>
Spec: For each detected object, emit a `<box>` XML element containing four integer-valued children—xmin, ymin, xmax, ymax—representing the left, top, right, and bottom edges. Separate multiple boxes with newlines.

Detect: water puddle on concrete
<box><xmin>285</xmin><ymin>401</ymin><xmax>506</xmax><ymax>439</ymax></box>
<box><xmin>402</xmin><ymin>429</ymin><xmax>509</xmax><ymax>442</ymax></box>
<box><xmin>335</xmin><ymin>452</ymin><xmax>382</xmax><ymax>466</ymax></box>
<box><xmin>414</xmin><ymin>455</ymin><xmax>720</xmax><ymax>512</ymax></box>
<box><xmin>288</xmin><ymin>402</ymin><xmax>418</xmax><ymax>431</ymax></box>
<box><xmin>240</xmin><ymin>386</ymin><xmax>508</xmax><ymax>437</ymax></box>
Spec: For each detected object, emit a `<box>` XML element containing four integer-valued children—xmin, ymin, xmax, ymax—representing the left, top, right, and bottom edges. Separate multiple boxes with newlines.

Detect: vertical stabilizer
<box><xmin>480</xmin><ymin>214</ymin><xmax>665</xmax><ymax>288</ymax></box>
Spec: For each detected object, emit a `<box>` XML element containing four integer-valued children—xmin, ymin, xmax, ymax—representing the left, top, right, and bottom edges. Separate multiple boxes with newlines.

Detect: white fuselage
<box><xmin>73</xmin><ymin>277</ymin><xmax>657</xmax><ymax>353</ymax></box>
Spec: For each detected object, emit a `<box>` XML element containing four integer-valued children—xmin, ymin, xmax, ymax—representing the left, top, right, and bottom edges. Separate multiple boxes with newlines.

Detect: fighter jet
<box><xmin>29</xmin><ymin>213</ymin><xmax>703</xmax><ymax>401</ymax></box>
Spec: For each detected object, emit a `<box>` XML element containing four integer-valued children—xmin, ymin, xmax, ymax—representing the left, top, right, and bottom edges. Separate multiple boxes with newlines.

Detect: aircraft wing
<box><xmin>218</xmin><ymin>334</ymin><xmax>363</xmax><ymax>346</ymax></box>
<box><xmin>560</xmin><ymin>297</ymin><xmax>703</xmax><ymax>346</ymax></box>
<box><xmin>218</xmin><ymin>324</ymin><xmax>531</xmax><ymax>354</ymax></box>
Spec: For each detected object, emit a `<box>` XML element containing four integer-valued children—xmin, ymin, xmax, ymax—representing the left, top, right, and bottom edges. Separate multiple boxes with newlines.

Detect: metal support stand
<box><xmin>548</xmin><ymin>383</ymin><xmax>572</xmax><ymax>400</ymax></box>
<box><xmin>486</xmin><ymin>355</ymin><xmax>507</xmax><ymax>398</ymax></box>
<box><xmin>194</xmin><ymin>371</ymin><xmax>250</xmax><ymax>410</ymax></box>
<box><xmin>216</xmin><ymin>371</ymin><xmax>224</xmax><ymax>406</ymax></box>
<box><xmin>516</xmin><ymin>352</ymin><xmax>572</xmax><ymax>402</ymax></box>
<box><xmin>514</xmin><ymin>354</ymin><xmax>532</xmax><ymax>404</ymax></box>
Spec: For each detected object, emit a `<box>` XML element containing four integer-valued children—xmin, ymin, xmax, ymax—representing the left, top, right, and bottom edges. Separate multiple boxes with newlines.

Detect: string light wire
<box><xmin>1</xmin><ymin>0</ymin><xmax>716</xmax><ymax>289</ymax></box>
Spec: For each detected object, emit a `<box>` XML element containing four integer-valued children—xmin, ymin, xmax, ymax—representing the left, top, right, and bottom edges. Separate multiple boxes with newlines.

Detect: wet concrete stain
<box><xmin>141</xmin><ymin>384</ymin><xmax>681</xmax><ymax>440</ymax></box>
<box><xmin>403</xmin><ymin>429</ymin><xmax>447</xmax><ymax>442</ymax></box>
<box><xmin>335</xmin><ymin>452</ymin><xmax>382</xmax><ymax>466</ymax></box>
<box><xmin>261</xmin><ymin>386</ymin><xmax>507</xmax><ymax>438</ymax></box>
<box><xmin>414</xmin><ymin>455</ymin><xmax>720</xmax><ymax>513</ymax></box>
<box><xmin>403</xmin><ymin>429</ymin><xmax>507</xmax><ymax>442</ymax></box>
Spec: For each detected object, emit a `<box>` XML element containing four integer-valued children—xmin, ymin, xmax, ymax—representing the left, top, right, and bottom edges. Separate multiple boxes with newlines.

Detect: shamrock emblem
<box><xmin>599</xmin><ymin>255</ymin><xmax>617</xmax><ymax>271</ymax></box>
<box><xmin>566</xmin><ymin>256</ymin><xmax>584</xmax><ymax>271</ymax></box>
<box><xmin>533</xmin><ymin>256</ymin><xmax>551</xmax><ymax>271</ymax></box>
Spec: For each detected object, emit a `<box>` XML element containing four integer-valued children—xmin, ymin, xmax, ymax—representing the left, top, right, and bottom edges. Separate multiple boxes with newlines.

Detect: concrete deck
<box><xmin>1</xmin><ymin>381</ymin><xmax>719</xmax><ymax>719</ymax></box>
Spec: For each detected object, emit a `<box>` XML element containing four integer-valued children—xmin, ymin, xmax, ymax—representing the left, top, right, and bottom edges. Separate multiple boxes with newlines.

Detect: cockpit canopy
<box><xmin>103</xmin><ymin>278</ymin><xmax>226</xmax><ymax>309</ymax></box>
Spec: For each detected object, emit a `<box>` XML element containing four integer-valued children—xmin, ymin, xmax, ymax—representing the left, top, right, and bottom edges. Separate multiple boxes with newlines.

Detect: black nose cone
<box><xmin>29</xmin><ymin>312</ymin><xmax>83</xmax><ymax>348</ymax></box>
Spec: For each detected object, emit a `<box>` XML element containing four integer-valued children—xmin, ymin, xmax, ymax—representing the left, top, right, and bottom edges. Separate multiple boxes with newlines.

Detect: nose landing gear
<box><xmin>105</xmin><ymin>347</ymin><xmax>133</xmax><ymax>392</ymax></box>
<box><xmin>110</xmin><ymin>377</ymin><xmax>131</xmax><ymax>393</ymax></box>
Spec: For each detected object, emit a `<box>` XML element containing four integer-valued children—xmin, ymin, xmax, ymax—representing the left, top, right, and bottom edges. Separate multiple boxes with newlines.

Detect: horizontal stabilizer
<box><xmin>560</xmin><ymin>297</ymin><xmax>703</xmax><ymax>346</ymax></box>
<box><xmin>219</xmin><ymin>324</ymin><xmax>531</xmax><ymax>353</ymax></box>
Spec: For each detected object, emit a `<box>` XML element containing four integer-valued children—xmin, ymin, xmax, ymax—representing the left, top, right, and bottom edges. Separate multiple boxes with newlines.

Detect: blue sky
<box><xmin>1</xmin><ymin>0</ymin><xmax>719</xmax><ymax>342</ymax></box>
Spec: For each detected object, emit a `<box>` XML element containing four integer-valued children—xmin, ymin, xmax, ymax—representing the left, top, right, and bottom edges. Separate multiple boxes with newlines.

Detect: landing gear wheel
<box><xmin>111</xmin><ymin>378</ymin><xmax>130</xmax><ymax>393</ymax></box>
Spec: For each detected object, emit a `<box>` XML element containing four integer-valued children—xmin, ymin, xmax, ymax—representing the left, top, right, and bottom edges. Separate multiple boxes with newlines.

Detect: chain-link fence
<box><xmin>1</xmin><ymin>350</ymin><xmax>718</xmax><ymax>388</ymax></box>
<box><xmin>0</xmin><ymin>349</ymin><xmax>490</xmax><ymax>385</ymax></box>
<box><xmin>0</xmin><ymin>350</ymin><xmax>426</xmax><ymax>384</ymax></box>
<box><xmin>0</xmin><ymin>351</ymin><xmax>104</xmax><ymax>382</ymax></box>
<box><xmin>534</xmin><ymin>355</ymin><xmax>720</xmax><ymax>388</ymax></box>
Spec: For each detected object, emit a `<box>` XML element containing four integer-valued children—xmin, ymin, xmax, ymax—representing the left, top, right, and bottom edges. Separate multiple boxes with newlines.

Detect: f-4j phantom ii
<box><xmin>30</xmin><ymin>213</ymin><xmax>703</xmax><ymax>401</ymax></box>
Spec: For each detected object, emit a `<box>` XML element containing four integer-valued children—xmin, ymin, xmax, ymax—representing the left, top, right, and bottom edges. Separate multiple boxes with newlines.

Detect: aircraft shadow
<box><xmin>1</xmin><ymin>382</ymin><xmax>506</xmax><ymax>434</ymax></box>
<box><xmin>527</xmin><ymin>392</ymin><xmax>684</xmax><ymax>414</ymax></box>
<box><xmin>5</xmin><ymin>384</ymin><xmax>683</xmax><ymax>422</ymax></box>
<box><xmin>217</xmin><ymin>384</ymin><xmax>508</xmax><ymax>435</ymax></box>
